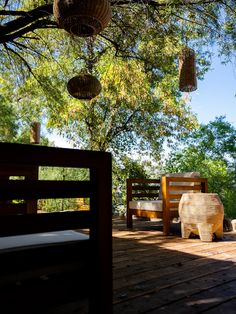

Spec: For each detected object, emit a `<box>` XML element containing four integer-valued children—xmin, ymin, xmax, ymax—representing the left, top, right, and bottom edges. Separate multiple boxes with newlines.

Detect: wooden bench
<box><xmin>127</xmin><ymin>176</ymin><xmax>208</xmax><ymax>235</ymax></box>
<box><xmin>0</xmin><ymin>142</ymin><xmax>112</xmax><ymax>313</ymax></box>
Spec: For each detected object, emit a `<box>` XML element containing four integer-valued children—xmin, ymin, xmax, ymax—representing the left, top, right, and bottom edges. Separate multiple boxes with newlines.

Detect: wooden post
<box><xmin>162</xmin><ymin>176</ymin><xmax>171</xmax><ymax>236</ymax></box>
<box><xmin>30</xmin><ymin>122</ymin><xmax>41</xmax><ymax>144</ymax></box>
<box><xmin>126</xmin><ymin>179</ymin><xmax>133</xmax><ymax>228</ymax></box>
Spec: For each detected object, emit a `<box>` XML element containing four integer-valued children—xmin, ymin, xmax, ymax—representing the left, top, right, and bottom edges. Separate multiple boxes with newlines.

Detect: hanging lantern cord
<box><xmin>86</xmin><ymin>37</ymin><xmax>97</xmax><ymax>74</ymax></box>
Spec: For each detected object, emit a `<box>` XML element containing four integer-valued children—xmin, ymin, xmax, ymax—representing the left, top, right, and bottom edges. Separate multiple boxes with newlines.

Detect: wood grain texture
<box><xmin>113</xmin><ymin>218</ymin><xmax>236</xmax><ymax>314</ymax></box>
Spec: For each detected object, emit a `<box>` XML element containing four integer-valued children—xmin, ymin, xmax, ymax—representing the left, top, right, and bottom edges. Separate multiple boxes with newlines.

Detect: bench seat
<box><xmin>0</xmin><ymin>230</ymin><xmax>89</xmax><ymax>252</ymax></box>
<box><xmin>129</xmin><ymin>200</ymin><xmax>179</xmax><ymax>212</ymax></box>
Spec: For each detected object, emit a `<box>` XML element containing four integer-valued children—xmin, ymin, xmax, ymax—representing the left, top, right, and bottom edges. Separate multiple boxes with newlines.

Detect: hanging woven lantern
<box><xmin>179</xmin><ymin>47</ymin><xmax>197</xmax><ymax>92</ymax></box>
<box><xmin>67</xmin><ymin>74</ymin><xmax>102</xmax><ymax>100</ymax></box>
<box><xmin>53</xmin><ymin>0</ymin><xmax>111</xmax><ymax>37</ymax></box>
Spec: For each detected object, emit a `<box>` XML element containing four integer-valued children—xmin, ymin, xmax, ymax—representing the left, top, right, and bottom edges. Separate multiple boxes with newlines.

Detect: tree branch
<box><xmin>4</xmin><ymin>43</ymin><xmax>34</xmax><ymax>76</ymax></box>
<box><xmin>0</xmin><ymin>0</ymin><xmax>228</xmax><ymax>46</ymax></box>
<box><xmin>0</xmin><ymin>4</ymin><xmax>53</xmax><ymax>37</ymax></box>
<box><xmin>0</xmin><ymin>10</ymin><xmax>29</xmax><ymax>16</ymax></box>
<box><xmin>0</xmin><ymin>19</ymin><xmax>57</xmax><ymax>43</ymax></box>
<box><xmin>111</xmin><ymin>0</ymin><xmax>220</xmax><ymax>7</ymax></box>
<box><xmin>106</xmin><ymin>109</ymin><xmax>139</xmax><ymax>142</ymax></box>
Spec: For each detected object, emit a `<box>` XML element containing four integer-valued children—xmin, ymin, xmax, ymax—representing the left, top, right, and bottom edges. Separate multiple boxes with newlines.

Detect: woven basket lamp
<box><xmin>67</xmin><ymin>74</ymin><xmax>102</xmax><ymax>100</ymax></box>
<box><xmin>53</xmin><ymin>0</ymin><xmax>111</xmax><ymax>37</ymax></box>
<box><xmin>179</xmin><ymin>47</ymin><xmax>197</xmax><ymax>92</ymax></box>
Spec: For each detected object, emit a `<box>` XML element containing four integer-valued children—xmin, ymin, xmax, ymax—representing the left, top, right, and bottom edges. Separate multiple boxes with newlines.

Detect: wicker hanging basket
<box><xmin>67</xmin><ymin>74</ymin><xmax>102</xmax><ymax>100</ymax></box>
<box><xmin>53</xmin><ymin>0</ymin><xmax>111</xmax><ymax>37</ymax></box>
<box><xmin>179</xmin><ymin>47</ymin><xmax>197</xmax><ymax>92</ymax></box>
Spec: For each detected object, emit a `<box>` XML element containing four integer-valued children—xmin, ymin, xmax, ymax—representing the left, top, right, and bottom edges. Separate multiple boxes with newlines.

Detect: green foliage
<box><xmin>49</xmin><ymin>54</ymin><xmax>198</xmax><ymax>158</ymax></box>
<box><xmin>182</xmin><ymin>116</ymin><xmax>236</xmax><ymax>163</ymax></box>
<box><xmin>164</xmin><ymin>117</ymin><xmax>236</xmax><ymax>218</ymax></box>
<box><xmin>112</xmin><ymin>156</ymin><xmax>148</xmax><ymax>214</ymax></box>
<box><xmin>0</xmin><ymin>73</ymin><xmax>20</xmax><ymax>141</ymax></box>
<box><xmin>38</xmin><ymin>166</ymin><xmax>89</xmax><ymax>212</ymax></box>
<box><xmin>0</xmin><ymin>1</ymin><xmax>235</xmax><ymax>216</ymax></box>
<box><xmin>0</xmin><ymin>102</ymin><xmax>18</xmax><ymax>141</ymax></box>
<box><xmin>0</xmin><ymin>1</ymin><xmax>235</xmax><ymax>150</ymax></box>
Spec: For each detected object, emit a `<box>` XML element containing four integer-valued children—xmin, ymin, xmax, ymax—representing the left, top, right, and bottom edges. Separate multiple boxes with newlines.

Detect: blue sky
<box><xmin>187</xmin><ymin>56</ymin><xmax>236</xmax><ymax>127</ymax></box>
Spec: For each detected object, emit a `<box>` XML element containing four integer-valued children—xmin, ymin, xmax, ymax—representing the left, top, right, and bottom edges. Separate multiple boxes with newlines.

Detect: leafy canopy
<box><xmin>164</xmin><ymin>117</ymin><xmax>236</xmax><ymax>218</ymax></box>
<box><xmin>0</xmin><ymin>1</ymin><xmax>235</xmax><ymax>156</ymax></box>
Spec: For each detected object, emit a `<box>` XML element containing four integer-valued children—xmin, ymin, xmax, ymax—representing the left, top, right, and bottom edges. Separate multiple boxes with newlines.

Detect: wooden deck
<box><xmin>44</xmin><ymin>217</ymin><xmax>236</xmax><ymax>313</ymax></box>
<box><xmin>113</xmin><ymin>217</ymin><xmax>236</xmax><ymax>314</ymax></box>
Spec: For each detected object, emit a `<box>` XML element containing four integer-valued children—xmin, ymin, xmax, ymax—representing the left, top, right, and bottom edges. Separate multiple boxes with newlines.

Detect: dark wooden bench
<box><xmin>0</xmin><ymin>142</ymin><xmax>112</xmax><ymax>313</ymax></box>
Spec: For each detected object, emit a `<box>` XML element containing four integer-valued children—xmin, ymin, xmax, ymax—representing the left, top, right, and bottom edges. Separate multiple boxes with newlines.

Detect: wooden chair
<box><xmin>127</xmin><ymin>176</ymin><xmax>208</xmax><ymax>235</ymax></box>
<box><xmin>0</xmin><ymin>142</ymin><xmax>112</xmax><ymax>314</ymax></box>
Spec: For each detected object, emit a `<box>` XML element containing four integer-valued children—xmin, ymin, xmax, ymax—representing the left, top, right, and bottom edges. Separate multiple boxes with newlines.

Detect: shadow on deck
<box><xmin>113</xmin><ymin>217</ymin><xmax>236</xmax><ymax>314</ymax></box>
<box><xmin>41</xmin><ymin>217</ymin><xmax>236</xmax><ymax>313</ymax></box>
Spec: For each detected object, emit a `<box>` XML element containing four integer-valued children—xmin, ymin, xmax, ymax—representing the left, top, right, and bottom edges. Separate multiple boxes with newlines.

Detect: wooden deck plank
<box><xmin>113</xmin><ymin>266</ymin><xmax>236</xmax><ymax>313</ymax></box>
<box><xmin>113</xmin><ymin>243</ymin><xmax>236</xmax><ymax>273</ymax></box>
<box><xmin>113</xmin><ymin>249</ymin><xmax>236</xmax><ymax>291</ymax></box>
<box><xmin>113</xmin><ymin>218</ymin><xmax>236</xmax><ymax>314</ymax></box>
<box><xmin>203</xmin><ymin>297</ymin><xmax>236</xmax><ymax>314</ymax></box>
<box><xmin>145</xmin><ymin>279</ymin><xmax>236</xmax><ymax>314</ymax></box>
<box><xmin>32</xmin><ymin>217</ymin><xmax>236</xmax><ymax>313</ymax></box>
